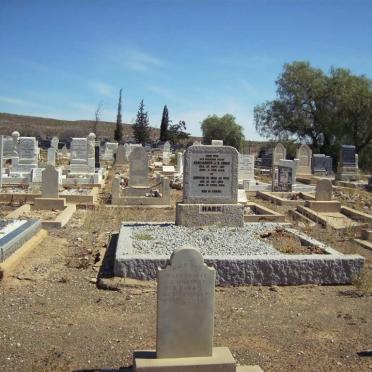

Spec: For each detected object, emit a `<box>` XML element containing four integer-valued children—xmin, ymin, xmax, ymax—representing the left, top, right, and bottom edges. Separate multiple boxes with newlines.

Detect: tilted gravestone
<box><xmin>176</xmin><ymin>145</ymin><xmax>244</xmax><ymax>227</ymax></box>
<box><xmin>315</xmin><ymin>179</ymin><xmax>333</xmax><ymax>201</ymax></box>
<box><xmin>129</xmin><ymin>146</ymin><xmax>148</xmax><ymax>187</ymax></box>
<box><xmin>157</xmin><ymin>247</ymin><xmax>215</xmax><ymax>358</ymax></box>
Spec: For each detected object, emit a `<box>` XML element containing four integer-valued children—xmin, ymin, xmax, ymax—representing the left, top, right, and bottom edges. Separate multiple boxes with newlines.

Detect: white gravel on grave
<box><xmin>130</xmin><ymin>223</ymin><xmax>284</xmax><ymax>256</ymax></box>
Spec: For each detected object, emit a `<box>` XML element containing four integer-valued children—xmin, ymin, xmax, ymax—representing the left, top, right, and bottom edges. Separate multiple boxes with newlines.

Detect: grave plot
<box><xmin>113</xmin><ymin>222</ymin><xmax>364</xmax><ymax>285</ymax></box>
<box><xmin>295</xmin><ymin>179</ymin><xmax>372</xmax><ymax>232</ymax></box>
<box><xmin>244</xmin><ymin>202</ymin><xmax>285</xmax><ymax>222</ymax></box>
<box><xmin>0</xmin><ymin>185</ymin><xmax>40</xmax><ymax>204</ymax></box>
<box><xmin>0</xmin><ymin>219</ymin><xmax>41</xmax><ymax>263</ymax></box>
<box><xmin>6</xmin><ymin>203</ymin><xmax>76</xmax><ymax>229</ymax></box>
<box><xmin>354</xmin><ymin>229</ymin><xmax>372</xmax><ymax>251</ymax></box>
<box><xmin>59</xmin><ymin>187</ymin><xmax>98</xmax><ymax>206</ymax></box>
<box><xmin>256</xmin><ymin>190</ymin><xmax>315</xmax><ymax>206</ymax></box>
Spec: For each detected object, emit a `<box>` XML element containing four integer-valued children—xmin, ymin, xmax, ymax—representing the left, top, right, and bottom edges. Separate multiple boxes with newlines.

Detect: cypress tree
<box><xmin>160</xmin><ymin>105</ymin><xmax>169</xmax><ymax>141</ymax></box>
<box><xmin>114</xmin><ymin>89</ymin><xmax>123</xmax><ymax>142</ymax></box>
<box><xmin>133</xmin><ymin>99</ymin><xmax>150</xmax><ymax>144</ymax></box>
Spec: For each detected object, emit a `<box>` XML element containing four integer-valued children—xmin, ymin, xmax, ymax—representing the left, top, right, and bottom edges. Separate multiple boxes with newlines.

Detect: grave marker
<box><xmin>129</xmin><ymin>146</ymin><xmax>148</xmax><ymax>187</ymax></box>
<box><xmin>157</xmin><ymin>247</ymin><xmax>215</xmax><ymax>358</ymax></box>
<box><xmin>315</xmin><ymin>179</ymin><xmax>332</xmax><ymax>201</ymax></box>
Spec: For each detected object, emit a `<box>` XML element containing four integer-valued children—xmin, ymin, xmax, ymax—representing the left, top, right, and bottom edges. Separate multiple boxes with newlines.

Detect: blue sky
<box><xmin>1</xmin><ymin>0</ymin><xmax>372</xmax><ymax>139</ymax></box>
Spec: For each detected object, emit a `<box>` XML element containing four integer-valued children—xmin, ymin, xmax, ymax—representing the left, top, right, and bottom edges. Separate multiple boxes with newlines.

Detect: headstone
<box><xmin>157</xmin><ymin>247</ymin><xmax>215</xmax><ymax>358</ymax></box>
<box><xmin>115</xmin><ymin>145</ymin><xmax>126</xmax><ymax>165</ymax></box>
<box><xmin>42</xmin><ymin>165</ymin><xmax>59</xmax><ymax>198</ymax></box>
<box><xmin>47</xmin><ymin>147</ymin><xmax>56</xmax><ymax>166</ymax></box>
<box><xmin>70</xmin><ymin>138</ymin><xmax>88</xmax><ymax>164</ymax></box>
<box><xmin>336</xmin><ymin>145</ymin><xmax>359</xmax><ymax>181</ymax></box>
<box><xmin>31</xmin><ymin>168</ymin><xmax>43</xmax><ymax>183</ymax></box>
<box><xmin>2</xmin><ymin>136</ymin><xmax>14</xmax><ymax>159</ymax></box>
<box><xmin>102</xmin><ymin>142</ymin><xmax>118</xmax><ymax>161</ymax></box>
<box><xmin>239</xmin><ymin>154</ymin><xmax>255</xmax><ymax>181</ymax></box>
<box><xmin>276</xmin><ymin>165</ymin><xmax>293</xmax><ymax>192</ymax></box>
<box><xmin>183</xmin><ymin>145</ymin><xmax>238</xmax><ymax>204</ymax></box>
<box><xmin>87</xmin><ymin>133</ymin><xmax>96</xmax><ymax>169</ymax></box>
<box><xmin>176</xmin><ymin>145</ymin><xmax>243</xmax><ymax>227</ymax></box>
<box><xmin>94</xmin><ymin>144</ymin><xmax>100</xmax><ymax>168</ymax></box>
<box><xmin>129</xmin><ymin>146</ymin><xmax>148</xmax><ymax>186</ymax></box>
<box><xmin>312</xmin><ymin>154</ymin><xmax>333</xmax><ymax>176</ymax></box>
<box><xmin>296</xmin><ymin>144</ymin><xmax>312</xmax><ymax>175</ymax></box>
<box><xmin>340</xmin><ymin>145</ymin><xmax>356</xmax><ymax>167</ymax></box>
<box><xmin>272</xmin><ymin>143</ymin><xmax>286</xmax><ymax>166</ymax></box>
<box><xmin>51</xmin><ymin>136</ymin><xmax>59</xmax><ymax>149</ymax></box>
<box><xmin>315</xmin><ymin>179</ymin><xmax>332</xmax><ymax>201</ymax></box>
<box><xmin>211</xmin><ymin>140</ymin><xmax>223</xmax><ymax>146</ymax></box>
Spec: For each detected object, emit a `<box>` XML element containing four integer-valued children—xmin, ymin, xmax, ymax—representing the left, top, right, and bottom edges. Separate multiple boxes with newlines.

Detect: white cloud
<box><xmin>90</xmin><ymin>81</ymin><xmax>116</xmax><ymax>98</ymax></box>
<box><xmin>0</xmin><ymin>95</ymin><xmax>42</xmax><ymax>108</ymax></box>
<box><xmin>105</xmin><ymin>46</ymin><xmax>164</xmax><ymax>72</ymax></box>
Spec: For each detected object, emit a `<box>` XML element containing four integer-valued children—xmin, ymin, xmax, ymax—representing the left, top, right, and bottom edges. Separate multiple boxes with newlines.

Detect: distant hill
<box><xmin>0</xmin><ymin>112</ymin><xmax>161</xmax><ymax>141</ymax></box>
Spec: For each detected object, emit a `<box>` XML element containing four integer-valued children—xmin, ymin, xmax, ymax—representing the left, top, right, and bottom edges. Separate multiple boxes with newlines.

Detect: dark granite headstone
<box><xmin>341</xmin><ymin>145</ymin><xmax>356</xmax><ymax>167</ymax></box>
<box><xmin>95</xmin><ymin>145</ymin><xmax>100</xmax><ymax>168</ymax></box>
<box><xmin>312</xmin><ymin>154</ymin><xmax>326</xmax><ymax>173</ymax></box>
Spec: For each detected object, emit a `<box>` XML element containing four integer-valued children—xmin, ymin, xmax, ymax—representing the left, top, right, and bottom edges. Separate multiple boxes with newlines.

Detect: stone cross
<box><xmin>315</xmin><ymin>179</ymin><xmax>333</xmax><ymax>201</ymax></box>
<box><xmin>156</xmin><ymin>246</ymin><xmax>215</xmax><ymax>358</ymax></box>
<box><xmin>129</xmin><ymin>146</ymin><xmax>148</xmax><ymax>187</ymax></box>
<box><xmin>42</xmin><ymin>164</ymin><xmax>59</xmax><ymax>198</ymax></box>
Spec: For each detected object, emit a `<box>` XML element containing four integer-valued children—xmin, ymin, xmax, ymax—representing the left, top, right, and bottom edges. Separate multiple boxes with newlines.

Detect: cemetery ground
<box><xmin>1</xmin><ymin>182</ymin><xmax>372</xmax><ymax>371</ymax></box>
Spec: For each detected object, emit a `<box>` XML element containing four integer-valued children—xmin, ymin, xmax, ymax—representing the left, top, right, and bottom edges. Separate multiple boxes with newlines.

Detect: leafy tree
<box><xmin>254</xmin><ymin>61</ymin><xmax>372</xmax><ymax>168</ymax></box>
<box><xmin>160</xmin><ymin>105</ymin><xmax>170</xmax><ymax>141</ymax></box>
<box><xmin>168</xmin><ymin>120</ymin><xmax>190</xmax><ymax>144</ymax></box>
<box><xmin>201</xmin><ymin>114</ymin><xmax>245</xmax><ymax>150</ymax></box>
<box><xmin>133</xmin><ymin>99</ymin><xmax>150</xmax><ymax>144</ymax></box>
<box><xmin>114</xmin><ymin>89</ymin><xmax>123</xmax><ymax>142</ymax></box>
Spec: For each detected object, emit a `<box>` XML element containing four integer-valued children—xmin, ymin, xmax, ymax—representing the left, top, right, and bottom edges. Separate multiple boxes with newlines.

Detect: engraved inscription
<box><xmin>189</xmin><ymin>153</ymin><xmax>232</xmax><ymax>197</ymax></box>
<box><xmin>199</xmin><ymin>205</ymin><xmax>224</xmax><ymax>213</ymax></box>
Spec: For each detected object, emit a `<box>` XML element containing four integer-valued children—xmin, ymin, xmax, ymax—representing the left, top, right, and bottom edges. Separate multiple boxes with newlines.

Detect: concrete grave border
<box><xmin>114</xmin><ymin>222</ymin><xmax>364</xmax><ymax>285</ymax></box>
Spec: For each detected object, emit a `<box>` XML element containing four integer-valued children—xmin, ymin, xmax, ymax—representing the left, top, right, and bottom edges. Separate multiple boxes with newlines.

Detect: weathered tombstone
<box><xmin>239</xmin><ymin>154</ymin><xmax>255</xmax><ymax>181</ymax></box>
<box><xmin>131</xmin><ymin>247</ymin><xmax>262</xmax><ymax>371</ymax></box>
<box><xmin>272</xmin><ymin>143</ymin><xmax>286</xmax><ymax>166</ymax></box>
<box><xmin>42</xmin><ymin>164</ymin><xmax>59</xmax><ymax>198</ymax></box>
<box><xmin>47</xmin><ymin>147</ymin><xmax>56</xmax><ymax>166</ymax></box>
<box><xmin>61</xmin><ymin>145</ymin><xmax>68</xmax><ymax>156</ymax></box>
<box><xmin>115</xmin><ymin>144</ymin><xmax>126</xmax><ymax>166</ymax></box>
<box><xmin>87</xmin><ymin>133</ymin><xmax>96</xmax><ymax>169</ymax></box>
<box><xmin>157</xmin><ymin>247</ymin><xmax>215</xmax><ymax>358</ymax></box>
<box><xmin>296</xmin><ymin>144</ymin><xmax>312</xmax><ymax>176</ymax></box>
<box><xmin>176</xmin><ymin>145</ymin><xmax>244</xmax><ymax>227</ymax></box>
<box><xmin>276</xmin><ymin>165</ymin><xmax>293</xmax><ymax>192</ymax></box>
<box><xmin>211</xmin><ymin>140</ymin><xmax>223</xmax><ymax>146</ymax></box>
<box><xmin>324</xmin><ymin>156</ymin><xmax>333</xmax><ymax>175</ymax></box>
<box><xmin>129</xmin><ymin>146</ymin><xmax>148</xmax><ymax>187</ymax></box>
<box><xmin>102</xmin><ymin>142</ymin><xmax>118</xmax><ymax>161</ymax></box>
<box><xmin>70</xmin><ymin>138</ymin><xmax>88</xmax><ymax>164</ymax></box>
<box><xmin>340</xmin><ymin>145</ymin><xmax>356</xmax><ymax>167</ymax></box>
<box><xmin>315</xmin><ymin>179</ymin><xmax>332</xmax><ymax>201</ymax></box>
<box><xmin>112</xmin><ymin>175</ymin><xmax>121</xmax><ymax>201</ymax></box>
<box><xmin>51</xmin><ymin>136</ymin><xmax>59</xmax><ymax>149</ymax></box>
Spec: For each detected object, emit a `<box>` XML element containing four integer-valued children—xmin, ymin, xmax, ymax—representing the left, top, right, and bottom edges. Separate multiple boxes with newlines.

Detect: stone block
<box><xmin>305</xmin><ymin>200</ymin><xmax>341</xmax><ymax>213</ymax></box>
<box><xmin>33</xmin><ymin>197</ymin><xmax>66</xmax><ymax>210</ymax></box>
<box><xmin>176</xmin><ymin>203</ymin><xmax>244</xmax><ymax>227</ymax></box>
<box><xmin>362</xmin><ymin>230</ymin><xmax>372</xmax><ymax>242</ymax></box>
<box><xmin>134</xmin><ymin>347</ymin><xmax>236</xmax><ymax>372</ymax></box>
